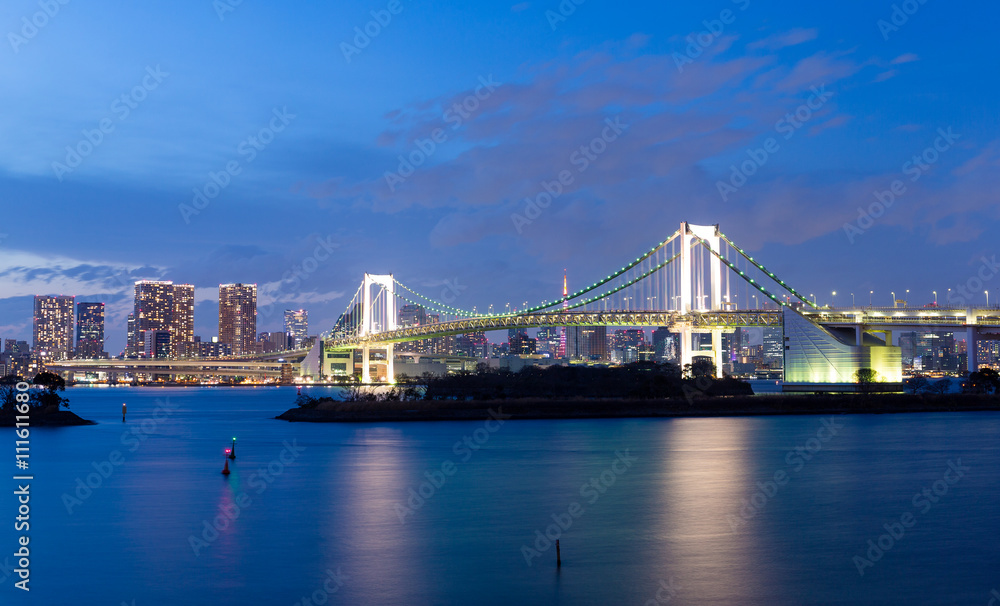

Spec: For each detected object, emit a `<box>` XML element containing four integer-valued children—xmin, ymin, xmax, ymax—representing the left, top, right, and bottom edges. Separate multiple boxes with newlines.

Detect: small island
<box><xmin>0</xmin><ymin>373</ymin><xmax>95</xmax><ymax>427</ymax></box>
<box><xmin>277</xmin><ymin>363</ymin><xmax>1000</xmax><ymax>422</ymax></box>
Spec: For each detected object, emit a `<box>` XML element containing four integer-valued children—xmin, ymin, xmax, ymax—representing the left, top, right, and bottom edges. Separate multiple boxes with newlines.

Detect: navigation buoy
<box><xmin>122</xmin><ymin>402</ymin><xmax>127</xmax><ymax>423</ymax></box>
<box><xmin>222</xmin><ymin>450</ymin><xmax>231</xmax><ymax>475</ymax></box>
<box><xmin>229</xmin><ymin>438</ymin><xmax>236</xmax><ymax>460</ymax></box>
<box><xmin>556</xmin><ymin>540</ymin><xmax>561</xmax><ymax>567</ymax></box>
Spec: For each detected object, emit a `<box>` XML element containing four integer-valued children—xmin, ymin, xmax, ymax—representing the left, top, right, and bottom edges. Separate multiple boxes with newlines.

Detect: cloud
<box><xmin>891</xmin><ymin>53</ymin><xmax>919</xmax><ymax>64</ymax></box>
<box><xmin>747</xmin><ymin>28</ymin><xmax>819</xmax><ymax>51</ymax></box>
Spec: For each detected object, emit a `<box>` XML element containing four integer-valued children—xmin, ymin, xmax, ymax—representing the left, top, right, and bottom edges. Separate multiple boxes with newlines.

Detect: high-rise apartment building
<box><xmin>171</xmin><ymin>284</ymin><xmax>195</xmax><ymax>357</ymax></box>
<box><xmin>131</xmin><ymin>281</ymin><xmax>196</xmax><ymax>357</ymax></box>
<box><xmin>33</xmin><ymin>295</ymin><xmax>75</xmax><ymax>361</ymax></box>
<box><xmin>126</xmin><ymin>312</ymin><xmax>137</xmax><ymax>357</ymax></box>
<box><xmin>134</xmin><ymin>281</ymin><xmax>174</xmax><ymax>356</ymax></box>
<box><xmin>219</xmin><ymin>283</ymin><xmax>257</xmax><ymax>356</ymax></box>
<box><xmin>284</xmin><ymin>309</ymin><xmax>308</xmax><ymax>349</ymax></box>
<box><xmin>75</xmin><ymin>302</ymin><xmax>106</xmax><ymax>358</ymax></box>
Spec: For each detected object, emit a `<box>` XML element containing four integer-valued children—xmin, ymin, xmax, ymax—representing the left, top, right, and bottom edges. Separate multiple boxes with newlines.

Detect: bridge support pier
<box><xmin>362</xmin><ymin>346</ymin><xmax>371</xmax><ymax>384</ymax></box>
<box><xmin>386</xmin><ymin>343</ymin><xmax>395</xmax><ymax>384</ymax></box>
<box><xmin>712</xmin><ymin>328</ymin><xmax>724</xmax><ymax>379</ymax></box>
<box><xmin>680</xmin><ymin>327</ymin><xmax>693</xmax><ymax>373</ymax></box>
<box><xmin>679</xmin><ymin>328</ymin><xmax>725</xmax><ymax>379</ymax></box>
<box><xmin>967</xmin><ymin>326</ymin><xmax>978</xmax><ymax>373</ymax></box>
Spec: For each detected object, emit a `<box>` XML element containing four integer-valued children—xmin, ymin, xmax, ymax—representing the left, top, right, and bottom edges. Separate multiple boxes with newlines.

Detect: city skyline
<box><xmin>1</xmin><ymin>1</ymin><xmax>998</xmax><ymax>356</ymax></box>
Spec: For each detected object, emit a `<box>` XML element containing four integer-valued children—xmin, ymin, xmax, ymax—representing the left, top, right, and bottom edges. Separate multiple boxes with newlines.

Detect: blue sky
<box><xmin>1</xmin><ymin>0</ymin><xmax>998</xmax><ymax>353</ymax></box>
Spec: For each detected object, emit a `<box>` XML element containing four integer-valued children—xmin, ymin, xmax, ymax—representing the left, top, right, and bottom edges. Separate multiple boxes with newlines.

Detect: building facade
<box><xmin>284</xmin><ymin>309</ymin><xmax>308</xmax><ymax>348</ymax></box>
<box><xmin>33</xmin><ymin>295</ymin><xmax>75</xmax><ymax>362</ymax></box>
<box><xmin>171</xmin><ymin>284</ymin><xmax>196</xmax><ymax>357</ymax></box>
<box><xmin>75</xmin><ymin>302</ymin><xmax>106</xmax><ymax>359</ymax></box>
<box><xmin>219</xmin><ymin>283</ymin><xmax>257</xmax><ymax>356</ymax></box>
<box><xmin>565</xmin><ymin>325</ymin><xmax>607</xmax><ymax>361</ymax></box>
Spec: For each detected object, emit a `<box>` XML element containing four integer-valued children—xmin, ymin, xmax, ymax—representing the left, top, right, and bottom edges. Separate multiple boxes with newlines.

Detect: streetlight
<box><xmin>752</xmin><ymin>294</ymin><xmax>759</xmax><ymax>308</ymax></box>
<box><xmin>933</xmin><ymin>291</ymin><xmax>937</xmax><ymax>305</ymax></box>
<box><xmin>832</xmin><ymin>291</ymin><xmax>837</xmax><ymax>307</ymax></box>
<box><xmin>891</xmin><ymin>291</ymin><xmax>896</xmax><ymax>307</ymax></box>
<box><xmin>869</xmin><ymin>290</ymin><xmax>873</xmax><ymax>307</ymax></box>
<box><xmin>851</xmin><ymin>293</ymin><xmax>855</xmax><ymax>307</ymax></box>
<box><xmin>987</xmin><ymin>291</ymin><xmax>990</xmax><ymax>307</ymax></box>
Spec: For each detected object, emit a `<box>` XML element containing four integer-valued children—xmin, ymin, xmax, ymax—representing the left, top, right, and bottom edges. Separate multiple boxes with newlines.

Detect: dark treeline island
<box><xmin>0</xmin><ymin>373</ymin><xmax>94</xmax><ymax>426</ymax></box>
<box><xmin>277</xmin><ymin>363</ymin><xmax>1000</xmax><ymax>422</ymax></box>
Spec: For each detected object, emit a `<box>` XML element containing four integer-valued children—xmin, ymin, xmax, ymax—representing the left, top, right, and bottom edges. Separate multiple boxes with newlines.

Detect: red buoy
<box><xmin>222</xmin><ymin>450</ymin><xmax>231</xmax><ymax>475</ymax></box>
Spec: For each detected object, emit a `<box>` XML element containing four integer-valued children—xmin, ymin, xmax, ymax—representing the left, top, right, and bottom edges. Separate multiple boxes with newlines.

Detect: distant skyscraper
<box><xmin>5</xmin><ymin>339</ymin><xmax>29</xmax><ymax>355</ymax></box>
<box><xmin>171</xmin><ymin>284</ymin><xmax>195</xmax><ymax>357</ymax></box>
<box><xmin>75</xmin><ymin>302</ymin><xmax>106</xmax><ymax>358</ymax></box>
<box><xmin>134</xmin><ymin>281</ymin><xmax>174</xmax><ymax>356</ymax></box>
<box><xmin>536</xmin><ymin>327</ymin><xmax>561</xmax><ymax>356</ymax></box>
<box><xmin>33</xmin><ymin>295</ymin><xmax>75</xmax><ymax>361</ymax></box>
<box><xmin>508</xmin><ymin>327</ymin><xmax>529</xmax><ymax>352</ymax></box>
<box><xmin>126</xmin><ymin>312</ymin><xmax>137</xmax><ymax>356</ymax></box>
<box><xmin>284</xmin><ymin>309</ymin><xmax>308</xmax><ymax>348</ymax></box>
<box><xmin>397</xmin><ymin>304</ymin><xmax>430</xmax><ymax>354</ymax></box>
<box><xmin>143</xmin><ymin>330</ymin><xmax>172</xmax><ymax>359</ymax></box>
<box><xmin>652</xmin><ymin>327</ymin><xmax>677</xmax><ymax>363</ymax></box>
<box><xmin>566</xmin><ymin>326</ymin><xmax>607</xmax><ymax>360</ymax></box>
<box><xmin>258</xmin><ymin>331</ymin><xmax>290</xmax><ymax>353</ymax></box>
<box><xmin>219</xmin><ymin>283</ymin><xmax>257</xmax><ymax>356</ymax></box>
<box><xmin>454</xmin><ymin>332</ymin><xmax>489</xmax><ymax>358</ymax></box>
<box><xmin>762</xmin><ymin>327</ymin><xmax>783</xmax><ymax>368</ymax></box>
<box><xmin>611</xmin><ymin>329</ymin><xmax>645</xmax><ymax>364</ymax></box>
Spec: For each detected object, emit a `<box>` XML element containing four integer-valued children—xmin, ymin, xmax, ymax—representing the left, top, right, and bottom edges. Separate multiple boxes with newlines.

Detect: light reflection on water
<box><xmin>3</xmin><ymin>386</ymin><xmax>998</xmax><ymax>605</ymax></box>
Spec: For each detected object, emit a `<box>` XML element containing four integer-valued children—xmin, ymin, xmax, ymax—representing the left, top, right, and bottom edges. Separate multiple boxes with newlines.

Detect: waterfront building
<box><xmin>171</xmin><ymin>284</ymin><xmax>196</xmax><ymax>357</ymax></box>
<box><xmin>75</xmin><ymin>302</ymin><xmax>106</xmax><ymax>358</ymax></box>
<box><xmin>143</xmin><ymin>329</ymin><xmax>171</xmax><ymax>359</ymax></box>
<box><xmin>219</xmin><ymin>283</ymin><xmax>257</xmax><ymax>356</ymax></box>
<box><xmin>33</xmin><ymin>295</ymin><xmax>75</xmax><ymax>362</ymax></box>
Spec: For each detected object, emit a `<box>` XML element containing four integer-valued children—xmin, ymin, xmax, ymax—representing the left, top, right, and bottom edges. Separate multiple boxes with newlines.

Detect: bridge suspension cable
<box><xmin>334</xmin><ymin>224</ymin><xmax>821</xmax><ymax>339</ymax></box>
<box><xmin>391</xmin><ymin>228</ymin><xmax>683</xmax><ymax>317</ymax></box>
<box><xmin>718</xmin><ymin>232</ymin><xmax>816</xmax><ymax>309</ymax></box>
<box><xmin>691</xmin><ymin>236</ymin><xmax>799</xmax><ymax>310</ymax></box>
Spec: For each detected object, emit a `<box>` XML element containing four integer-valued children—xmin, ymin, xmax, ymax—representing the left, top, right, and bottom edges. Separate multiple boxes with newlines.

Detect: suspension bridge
<box><xmin>325</xmin><ymin>222</ymin><xmax>1000</xmax><ymax>390</ymax></box>
<box><xmin>50</xmin><ymin>222</ymin><xmax>999</xmax><ymax>388</ymax></box>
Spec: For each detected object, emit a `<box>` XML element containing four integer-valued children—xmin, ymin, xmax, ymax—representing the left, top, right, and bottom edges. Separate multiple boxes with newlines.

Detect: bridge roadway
<box><xmin>327</xmin><ymin>307</ymin><xmax>1000</xmax><ymax>349</ymax></box>
<box><xmin>327</xmin><ymin>310</ymin><xmax>783</xmax><ymax>349</ymax></box>
<box><xmin>47</xmin><ymin>347</ymin><xmax>314</xmax><ymax>379</ymax></box>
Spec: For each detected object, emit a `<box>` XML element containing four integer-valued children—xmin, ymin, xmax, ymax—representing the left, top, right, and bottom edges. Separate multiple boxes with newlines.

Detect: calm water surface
<box><xmin>2</xmin><ymin>386</ymin><xmax>998</xmax><ymax>605</ymax></box>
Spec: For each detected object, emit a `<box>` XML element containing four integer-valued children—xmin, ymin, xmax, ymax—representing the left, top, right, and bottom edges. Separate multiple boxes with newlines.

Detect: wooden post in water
<box><xmin>556</xmin><ymin>540</ymin><xmax>561</xmax><ymax>567</ymax></box>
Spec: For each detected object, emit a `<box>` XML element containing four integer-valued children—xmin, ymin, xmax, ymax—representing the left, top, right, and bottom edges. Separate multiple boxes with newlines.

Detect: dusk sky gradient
<box><xmin>1</xmin><ymin>0</ymin><xmax>998</xmax><ymax>353</ymax></box>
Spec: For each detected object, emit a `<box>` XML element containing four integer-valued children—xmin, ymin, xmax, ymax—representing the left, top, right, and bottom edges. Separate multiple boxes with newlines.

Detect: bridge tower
<box><xmin>360</xmin><ymin>273</ymin><xmax>396</xmax><ymax>383</ymax></box>
<box><xmin>677</xmin><ymin>222</ymin><xmax>725</xmax><ymax>377</ymax></box>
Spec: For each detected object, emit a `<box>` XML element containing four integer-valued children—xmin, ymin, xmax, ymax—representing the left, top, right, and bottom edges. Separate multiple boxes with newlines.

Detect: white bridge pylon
<box><xmin>677</xmin><ymin>222</ymin><xmax>725</xmax><ymax>377</ymax></box>
<box><xmin>361</xmin><ymin>273</ymin><xmax>396</xmax><ymax>383</ymax></box>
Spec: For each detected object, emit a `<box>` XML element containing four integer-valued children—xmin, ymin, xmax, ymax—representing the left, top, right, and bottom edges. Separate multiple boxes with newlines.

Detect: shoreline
<box><xmin>0</xmin><ymin>408</ymin><xmax>96</xmax><ymax>427</ymax></box>
<box><xmin>276</xmin><ymin>393</ymin><xmax>1000</xmax><ymax>423</ymax></box>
